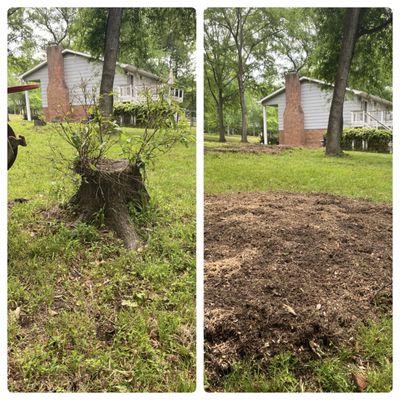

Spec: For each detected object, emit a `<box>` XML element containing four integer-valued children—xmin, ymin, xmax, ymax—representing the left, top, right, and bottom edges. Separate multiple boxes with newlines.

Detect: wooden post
<box><xmin>25</xmin><ymin>90</ymin><xmax>31</xmax><ymax>121</ymax></box>
<box><xmin>262</xmin><ymin>104</ymin><xmax>267</xmax><ymax>145</ymax></box>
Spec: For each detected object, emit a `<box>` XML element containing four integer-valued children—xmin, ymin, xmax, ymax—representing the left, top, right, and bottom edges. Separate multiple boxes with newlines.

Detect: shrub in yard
<box><xmin>56</xmin><ymin>88</ymin><xmax>191</xmax><ymax>250</ymax></box>
<box><xmin>114</xmin><ymin>98</ymin><xmax>180</xmax><ymax>128</ymax></box>
<box><xmin>340</xmin><ymin>128</ymin><xmax>392</xmax><ymax>153</ymax></box>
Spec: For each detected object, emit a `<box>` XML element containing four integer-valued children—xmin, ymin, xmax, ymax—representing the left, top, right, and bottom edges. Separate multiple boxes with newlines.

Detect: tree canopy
<box><xmin>204</xmin><ymin>7</ymin><xmax>392</xmax><ymax>143</ymax></box>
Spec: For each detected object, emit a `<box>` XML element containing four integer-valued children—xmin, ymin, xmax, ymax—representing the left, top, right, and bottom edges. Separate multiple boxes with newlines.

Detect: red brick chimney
<box><xmin>283</xmin><ymin>72</ymin><xmax>305</xmax><ymax>146</ymax></box>
<box><xmin>46</xmin><ymin>43</ymin><xmax>70</xmax><ymax>121</ymax></box>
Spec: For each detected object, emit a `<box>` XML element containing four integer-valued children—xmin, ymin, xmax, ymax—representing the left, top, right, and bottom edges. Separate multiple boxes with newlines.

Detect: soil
<box><xmin>204</xmin><ymin>192</ymin><xmax>392</xmax><ymax>386</ymax></box>
<box><xmin>204</xmin><ymin>144</ymin><xmax>292</xmax><ymax>155</ymax></box>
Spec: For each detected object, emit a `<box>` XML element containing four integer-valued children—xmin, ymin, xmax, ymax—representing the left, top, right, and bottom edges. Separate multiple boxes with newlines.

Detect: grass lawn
<box><xmin>204</xmin><ymin>134</ymin><xmax>392</xmax><ymax>392</ymax></box>
<box><xmin>8</xmin><ymin>117</ymin><xmax>195</xmax><ymax>392</ymax></box>
<box><xmin>205</xmin><ymin>134</ymin><xmax>392</xmax><ymax>203</ymax></box>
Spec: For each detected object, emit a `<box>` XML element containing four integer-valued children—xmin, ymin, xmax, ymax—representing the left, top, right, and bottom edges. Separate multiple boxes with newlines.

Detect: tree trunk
<box><xmin>99</xmin><ymin>8</ymin><xmax>123</xmax><ymax>117</ymax></box>
<box><xmin>217</xmin><ymin>90</ymin><xmax>226</xmax><ymax>142</ymax></box>
<box><xmin>70</xmin><ymin>158</ymin><xmax>149</xmax><ymax>250</ymax></box>
<box><xmin>237</xmin><ymin>52</ymin><xmax>248</xmax><ymax>143</ymax></box>
<box><xmin>326</xmin><ymin>8</ymin><xmax>361</xmax><ymax>156</ymax></box>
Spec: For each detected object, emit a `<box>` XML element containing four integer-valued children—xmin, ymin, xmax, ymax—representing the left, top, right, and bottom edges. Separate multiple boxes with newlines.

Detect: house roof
<box><xmin>20</xmin><ymin>49</ymin><xmax>162</xmax><ymax>82</ymax></box>
<box><xmin>259</xmin><ymin>76</ymin><xmax>392</xmax><ymax>108</ymax></box>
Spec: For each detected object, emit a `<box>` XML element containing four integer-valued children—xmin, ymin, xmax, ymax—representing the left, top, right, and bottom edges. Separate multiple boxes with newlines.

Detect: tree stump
<box><xmin>70</xmin><ymin>158</ymin><xmax>149</xmax><ymax>250</ymax></box>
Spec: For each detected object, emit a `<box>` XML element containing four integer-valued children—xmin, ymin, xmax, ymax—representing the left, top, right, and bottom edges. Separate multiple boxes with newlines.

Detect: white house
<box><xmin>20</xmin><ymin>44</ymin><xmax>183</xmax><ymax>122</ymax></box>
<box><xmin>260</xmin><ymin>72</ymin><xmax>392</xmax><ymax>147</ymax></box>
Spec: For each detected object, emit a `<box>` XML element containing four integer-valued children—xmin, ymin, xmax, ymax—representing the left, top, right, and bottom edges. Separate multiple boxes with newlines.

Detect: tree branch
<box><xmin>358</xmin><ymin>15</ymin><xmax>392</xmax><ymax>37</ymax></box>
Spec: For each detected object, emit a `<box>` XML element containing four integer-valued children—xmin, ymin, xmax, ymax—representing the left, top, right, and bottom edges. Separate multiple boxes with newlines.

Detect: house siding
<box><xmin>24</xmin><ymin>53</ymin><xmax>135</xmax><ymax>107</ymax></box>
<box><xmin>264</xmin><ymin>81</ymin><xmax>387</xmax><ymax>131</ymax></box>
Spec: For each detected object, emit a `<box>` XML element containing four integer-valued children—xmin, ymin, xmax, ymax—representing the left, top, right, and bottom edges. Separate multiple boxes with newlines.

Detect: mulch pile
<box><xmin>204</xmin><ymin>144</ymin><xmax>292</xmax><ymax>155</ymax></box>
<box><xmin>204</xmin><ymin>192</ymin><xmax>392</xmax><ymax>385</ymax></box>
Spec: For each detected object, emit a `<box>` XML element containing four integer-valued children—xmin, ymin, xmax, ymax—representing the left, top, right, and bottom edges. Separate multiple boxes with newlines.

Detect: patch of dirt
<box><xmin>204</xmin><ymin>192</ymin><xmax>392</xmax><ymax>386</ymax></box>
<box><xmin>205</xmin><ymin>144</ymin><xmax>292</xmax><ymax>155</ymax></box>
<box><xmin>95</xmin><ymin>319</ymin><xmax>116</xmax><ymax>343</ymax></box>
<box><xmin>8</xmin><ymin>198</ymin><xmax>29</xmax><ymax>208</ymax></box>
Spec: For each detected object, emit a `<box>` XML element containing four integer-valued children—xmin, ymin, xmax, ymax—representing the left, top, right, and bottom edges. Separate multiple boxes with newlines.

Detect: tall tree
<box><xmin>204</xmin><ymin>10</ymin><xmax>237</xmax><ymax>142</ymax></box>
<box><xmin>314</xmin><ymin>8</ymin><xmax>392</xmax><ymax>156</ymax></box>
<box><xmin>99</xmin><ymin>8</ymin><xmax>123</xmax><ymax>117</ymax></box>
<box><xmin>27</xmin><ymin>8</ymin><xmax>76</xmax><ymax>47</ymax></box>
<box><xmin>219</xmin><ymin>8</ymin><xmax>281</xmax><ymax>142</ymax></box>
<box><xmin>273</xmin><ymin>8</ymin><xmax>315</xmax><ymax>74</ymax></box>
<box><xmin>325</xmin><ymin>9</ymin><xmax>361</xmax><ymax>156</ymax></box>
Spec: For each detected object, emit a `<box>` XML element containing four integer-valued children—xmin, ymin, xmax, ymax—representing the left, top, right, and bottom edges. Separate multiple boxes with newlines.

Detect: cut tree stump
<box><xmin>70</xmin><ymin>158</ymin><xmax>149</xmax><ymax>250</ymax></box>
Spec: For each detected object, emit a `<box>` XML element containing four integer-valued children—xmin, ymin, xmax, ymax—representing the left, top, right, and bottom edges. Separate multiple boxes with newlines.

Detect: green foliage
<box><xmin>308</xmin><ymin>357</ymin><xmax>355</xmax><ymax>392</ymax></box>
<box><xmin>56</xmin><ymin>106</ymin><xmax>121</xmax><ymax>166</ymax></box>
<box><xmin>216</xmin><ymin>353</ymin><xmax>299</xmax><ymax>392</ymax></box>
<box><xmin>340</xmin><ymin>128</ymin><xmax>392</xmax><ymax>153</ymax></box>
<box><xmin>272</xmin><ymin>8</ymin><xmax>316</xmax><ymax>73</ymax></box>
<box><xmin>358</xmin><ymin>318</ymin><xmax>392</xmax><ymax>365</ymax></box>
<box><xmin>115</xmin><ymin>90</ymin><xmax>191</xmax><ymax>168</ymax></box>
<box><xmin>311</xmin><ymin>8</ymin><xmax>392</xmax><ymax>100</ymax></box>
<box><xmin>55</xmin><ymin>90</ymin><xmax>191</xmax><ymax>180</ymax></box>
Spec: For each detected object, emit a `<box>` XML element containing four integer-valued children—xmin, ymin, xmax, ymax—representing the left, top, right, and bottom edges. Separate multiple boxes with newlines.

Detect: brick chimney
<box><xmin>46</xmin><ymin>43</ymin><xmax>70</xmax><ymax>121</ymax></box>
<box><xmin>283</xmin><ymin>72</ymin><xmax>305</xmax><ymax>146</ymax></box>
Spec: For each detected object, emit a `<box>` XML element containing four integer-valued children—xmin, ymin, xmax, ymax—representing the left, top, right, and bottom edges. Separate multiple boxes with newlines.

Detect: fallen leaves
<box><xmin>351</xmin><ymin>372</ymin><xmax>368</xmax><ymax>392</ymax></box>
<box><xmin>121</xmin><ymin>299</ymin><xmax>139</xmax><ymax>308</ymax></box>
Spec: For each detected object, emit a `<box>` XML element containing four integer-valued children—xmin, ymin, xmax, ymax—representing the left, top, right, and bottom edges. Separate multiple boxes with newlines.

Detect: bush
<box><xmin>340</xmin><ymin>128</ymin><xmax>392</xmax><ymax>153</ymax></box>
<box><xmin>114</xmin><ymin>100</ymin><xmax>179</xmax><ymax>128</ymax></box>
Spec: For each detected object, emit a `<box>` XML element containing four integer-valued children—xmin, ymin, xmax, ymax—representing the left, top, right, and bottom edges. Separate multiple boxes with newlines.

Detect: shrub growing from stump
<box><xmin>57</xmin><ymin>90</ymin><xmax>190</xmax><ymax>250</ymax></box>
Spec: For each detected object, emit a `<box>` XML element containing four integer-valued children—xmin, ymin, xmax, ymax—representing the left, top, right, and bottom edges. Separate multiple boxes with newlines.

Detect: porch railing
<box><xmin>350</xmin><ymin>110</ymin><xmax>393</xmax><ymax>129</ymax></box>
<box><xmin>116</xmin><ymin>84</ymin><xmax>184</xmax><ymax>103</ymax></box>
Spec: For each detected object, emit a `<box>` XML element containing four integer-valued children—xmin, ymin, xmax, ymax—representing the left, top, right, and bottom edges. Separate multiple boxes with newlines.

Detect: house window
<box><xmin>362</xmin><ymin>100</ymin><xmax>368</xmax><ymax>112</ymax></box>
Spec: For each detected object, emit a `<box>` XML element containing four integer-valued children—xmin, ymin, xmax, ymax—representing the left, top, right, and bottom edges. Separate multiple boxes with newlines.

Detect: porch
<box><xmin>116</xmin><ymin>84</ymin><xmax>184</xmax><ymax>103</ymax></box>
<box><xmin>350</xmin><ymin>110</ymin><xmax>393</xmax><ymax>130</ymax></box>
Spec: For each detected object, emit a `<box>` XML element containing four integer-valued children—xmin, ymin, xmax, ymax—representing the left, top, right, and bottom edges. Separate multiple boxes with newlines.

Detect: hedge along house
<box><xmin>260</xmin><ymin>72</ymin><xmax>392</xmax><ymax>148</ymax></box>
<box><xmin>20</xmin><ymin>44</ymin><xmax>184</xmax><ymax>122</ymax></box>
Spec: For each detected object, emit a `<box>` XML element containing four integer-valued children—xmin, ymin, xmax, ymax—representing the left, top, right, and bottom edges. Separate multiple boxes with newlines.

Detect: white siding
<box><xmin>264</xmin><ymin>81</ymin><xmax>379</xmax><ymax>130</ymax></box>
<box><xmin>23</xmin><ymin>66</ymin><xmax>49</xmax><ymax>107</ymax></box>
<box><xmin>24</xmin><ymin>54</ymin><xmax>131</xmax><ymax>107</ymax></box>
<box><xmin>65</xmin><ymin>54</ymin><xmax>129</xmax><ymax>106</ymax></box>
<box><xmin>264</xmin><ymin>91</ymin><xmax>286</xmax><ymax>130</ymax></box>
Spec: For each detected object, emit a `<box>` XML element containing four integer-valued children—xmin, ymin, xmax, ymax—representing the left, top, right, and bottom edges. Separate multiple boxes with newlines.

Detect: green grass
<box><xmin>204</xmin><ymin>134</ymin><xmax>392</xmax><ymax>392</ymax></box>
<box><xmin>205</xmin><ymin>134</ymin><xmax>392</xmax><ymax>203</ymax></box>
<box><xmin>8</xmin><ymin>118</ymin><xmax>195</xmax><ymax>392</ymax></box>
